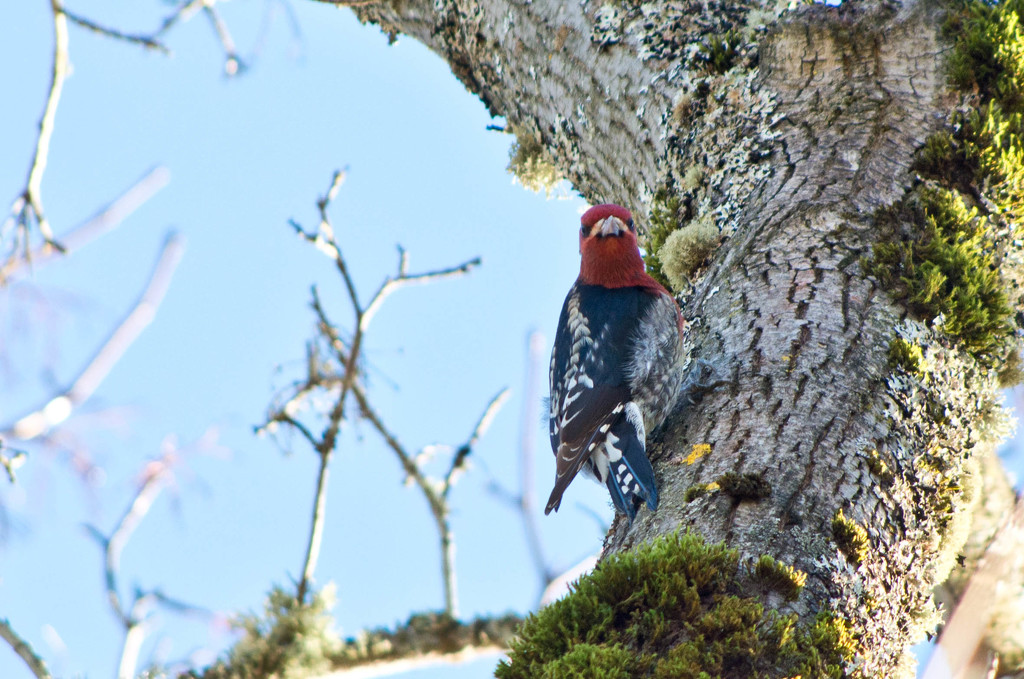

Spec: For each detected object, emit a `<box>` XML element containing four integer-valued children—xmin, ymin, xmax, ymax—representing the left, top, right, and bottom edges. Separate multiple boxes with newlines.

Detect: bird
<box><xmin>545</xmin><ymin>203</ymin><xmax>686</xmax><ymax>522</ymax></box>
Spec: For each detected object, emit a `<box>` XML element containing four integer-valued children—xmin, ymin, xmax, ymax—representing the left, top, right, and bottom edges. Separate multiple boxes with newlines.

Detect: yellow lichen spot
<box><xmin>684</xmin><ymin>443</ymin><xmax>712</xmax><ymax>465</ymax></box>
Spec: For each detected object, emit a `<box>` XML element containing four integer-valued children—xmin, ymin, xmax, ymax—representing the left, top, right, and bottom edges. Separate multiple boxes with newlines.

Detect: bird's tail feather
<box><xmin>604</xmin><ymin>416</ymin><xmax>657</xmax><ymax>521</ymax></box>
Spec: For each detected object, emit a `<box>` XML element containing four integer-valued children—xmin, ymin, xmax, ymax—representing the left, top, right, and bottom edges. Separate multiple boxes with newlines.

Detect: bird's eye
<box><xmin>580</xmin><ymin>225</ymin><xmax>588</xmax><ymax>236</ymax></box>
<box><xmin>627</xmin><ymin>218</ymin><xmax>635</xmax><ymax>232</ymax></box>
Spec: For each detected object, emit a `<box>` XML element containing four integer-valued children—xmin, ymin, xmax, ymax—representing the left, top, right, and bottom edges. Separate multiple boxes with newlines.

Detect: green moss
<box><xmin>865</xmin><ymin>449</ymin><xmax>894</xmax><ymax>485</ymax></box>
<box><xmin>643</xmin><ymin>189</ymin><xmax>686</xmax><ymax>288</ymax></box>
<box><xmin>882</xmin><ymin>0</ymin><xmax>1024</xmax><ymax>384</ymax></box>
<box><xmin>497</xmin><ymin>531</ymin><xmax>855</xmax><ymax>679</ymax></box>
<box><xmin>684</xmin><ymin>482</ymin><xmax>719</xmax><ymax>502</ymax></box>
<box><xmin>506</xmin><ymin>126</ymin><xmax>561</xmax><ymax>196</ymax></box>
<box><xmin>540</xmin><ymin>643</ymin><xmax>641</xmax><ymax>678</ymax></box>
<box><xmin>945</xmin><ymin>0</ymin><xmax>1024</xmax><ymax>113</ymax></box>
<box><xmin>699</xmin><ymin>30</ymin><xmax>742</xmax><ymax>74</ymax></box>
<box><xmin>831</xmin><ymin>510</ymin><xmax>869</xmax><ymax>566</ymax></box>
<box><xmin>191</xmin><ymin>585</ymin><xmax>341</xmax><ymax>679</ymax></box>
<box><xmin>753</xmin><ymin>555</ymin><xmax>807</xmax><ymax>602</ymax></box>
<box><xmin>867</xmin><ymin>186</ymin><xmax>1014</xmax><ymax>368</ymax></box>
<box><xmin>915</xmin><ymin>104</ymin><xmax>1024</xmax><ymax>222</ymax></box>
<box><xmin>658</xmin><ymin>213</ymin><xmax>720</xmax><ymax>291</ymax></box>
<box><xmin>716</xmin><ymin>472</ymin><xmax>771</xmax><ymax>500</ymax></box>
<box><xmin>887</xmin><ymin>338</ymin><xmax>924</xmax><ymax>375</ymax></box>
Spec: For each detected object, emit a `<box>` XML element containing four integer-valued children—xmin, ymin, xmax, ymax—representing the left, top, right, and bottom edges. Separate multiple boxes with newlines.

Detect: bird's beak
<box><xmin>597</xmin><ymin>216</ymin><xmax>624</xmax><ymax>237</ymax></box>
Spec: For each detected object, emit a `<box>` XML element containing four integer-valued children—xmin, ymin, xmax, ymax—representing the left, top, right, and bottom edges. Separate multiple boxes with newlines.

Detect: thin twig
<box><xmin>155</xmin><ymin>0</ymin><xmax>206</xmax><ymax>37</ymax></box>
<box><xmin>519</xmin><ymin>330</ymin><xmax>555</xmax><ymax>588</ymax></box>
<box><xmin>297</xmin><ymin>440</ymin><xmax>332</xmax><ymax>605</ymax></box>
<box><xmin>351</xmin><ymin>380</ymin><xmax>508</xmax><ymax>617</ymax></box>
<box><xmin>51</xmin><ymin>166</ymin><xmax>171</xmax><ymax>256</ymax></box>
<box><xmin>117</xmin><ymin>613</ymin><xmax>153</xmax><ymax>679</ymax></box>
<box><xmin>350</xmin><ymin>383</ymin><xmax>434</xmax><ymax>494</ymax></box>
<box><xmin>203</xmin><ymin>2</ymin><xmax>244</xmax><ymax>75</ymax></box>
<box><xmin>442</xmin><ymin>388</ymin><xmax>510</xmax><ymax>499</ymax></box>
<box><xmin>62</xmin><ymin>9</ymin><xmax>170</xmax><ymax>52</ymax></box>
<box><xmin>280</xmin><ymin>171</ymin><xmax>490</xmax><ymax>617</ymax></box>
<box><xmin>362</xmin><ymin>254</ymin><xmax>481</xmax><ymax>329</ymax></box>
<box><xmin>352</xmin><ymin>381</ymin><xmax>457</xmax><ymax>615</ymax></box>
<box><xmin>0</xmin><ymin>445</ymin><xmax>27</xmax><ymax>484</ymax></box>
<box><xmin>0</xmin><ymin>619</ymin><xmax>52</xmax><ymax>679</ymax></box>
<box><xmin>3</xmin><ymin>233</ymin><xmax>185</xmax><ymax>441</ymax></box>
<box><xmin>95</xmin><ymin>460</ymin><xmax>173</xmax><ymax>627</ymax></box>
<box><xmin>312</xmin><ymin>0</ymin><xmax>382</xmax><ymax>6</ymax></box>
<box><xmin>483</xmin><ymin>330</ymin><xmax>556</xmax><ymax>591</ymax></box>
<box><xmin>294</xmin><ymin>180</ymin><xmax>353</xmax><ymax>606</ymax></box>
<box><xmin>2</xmin><ymin>0</ymin><xmax>69</xmax><ymax>272</ymax></box>
<box><xmin>84</xmin><ymin>448</ymin><xmax>210</xmax><ymax>679</ymax></box>
<box><xmin>2</xmin><ymin>166</ymin><xmax>171</xmax><ymax>279</ymax></box>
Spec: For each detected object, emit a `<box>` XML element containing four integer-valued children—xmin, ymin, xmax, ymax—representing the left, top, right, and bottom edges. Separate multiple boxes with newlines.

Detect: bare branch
<box><xmin>466</xmin><ymin>388</ymin><xmax>510</xmax><ymax>448</ymax></box>
<box><xmin>324</xmin><ymin>612</ymin><xmax>523</xmax><ymax>678</ymax></box>
<box><xmin>0</xmin><ymin>445</ymin><xmax>27</xmax><ymax>484</ymax></box>
<box><xmin>117</xmin><ymin>601</ymin><xmax>156</xmax><ymax>679</ymax></box>
<box><xmin>2</xmin><ymin>0</ymin><xmax>70</xmax><ymax>273</ymax></box>
<box><xmin>203</xmin><ymin>2</ymin><xmax>244</xmax><ymax>76</ymax></box>
<box><xmin>291</xmin><ymin>173</ymin><xmax>358</xmax><ymax>606</ymax></box>
<box><xmin>519</xmin><ymin>330</ymin><xmax>555</xmax><ymax>588</ymax></box>
<box><xmin>442</xmin><ymin>388</ymin><xmax>511</xmax><ymax>499</ymax></box>
<box><xmin>924</xmin><ymin>496</ymin><xmax>1024</xmax><ymax>679</ymax></box>
<box><xmin>87</xmin><ymin>458</ymin><xmax>173</xmax><ymax>628</ymax></box>
<box><xmin>352</xmin><ymin>380</ymin><xmax>461</xmax><ymax>614</ymax></box>
<box><xmin>280</xmin><ymin>171</ymin><xmax>489</xmax><ymax>617</ymax></box>
<box><xmin>82</xmin><ymin>445</ymin><xmax>210</xmax><ymax>679</ymax></box>
<box><xmin>351</xmin><ymin>380</ymin><xmax>506</xmax><ymax>618</ymax></box>
<box><xmin>482</xmin><ymin>330</ymin><xmax>556</xmax><ymax>591</ymax></box>
<box><xmin>4</xmin><ymin>233</ymin><xmax>185</xmax><ymax>441</ymax></box>
<box><xmin>62</xmin><ymin>9</ymin><xmax>170</xmax><ymax>53</ymax></box>
<box><xmin>361</xmin><ymin>253</ymin><xmax>481</xmax><ymax>330</ymax></box>
<box><xmin>350</xmin><ymin>383</ymin><xmax>435</xmax><ymax>503</ymax></box>
<box><xmin>155</xmin><ymin>0</ymin><xmax>206</xmax><ymax>37</ymax></box>
<box><xmin>297</xmin><ymin>447</ymin><xmax>332</xmax><ymax>605</ymax></box>
<box><xmin>48</xmin><ymin>167</ymin><xmax>171</xmax><ymax>259</ymax></box>
<box><xmin>1</xmin><ymin>166</ymin><xmax>171</xmax><ymax>279</ymax></box>
<box><xmin>0</xmin><ymin>619</ymin><xmax>52</xmax><ymax>679</ymax></box>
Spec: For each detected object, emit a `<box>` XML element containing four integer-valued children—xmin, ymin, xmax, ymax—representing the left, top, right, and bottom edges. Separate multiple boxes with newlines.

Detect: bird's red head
<box><xmin>578</xmin><ymin>204</ymin><xmax>649</xmax><ymax>289</ymax></box>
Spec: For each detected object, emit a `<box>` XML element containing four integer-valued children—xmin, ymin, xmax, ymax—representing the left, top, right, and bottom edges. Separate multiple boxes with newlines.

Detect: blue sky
<box><xmin>0</xmin><ymin>2</ymin><xmax>615</xmax><ymax>677</ymax></box>
<box><xmin>2</xmin><ymin>2</ymin><xmax>1022</xmax><ymax>679</ymax></box>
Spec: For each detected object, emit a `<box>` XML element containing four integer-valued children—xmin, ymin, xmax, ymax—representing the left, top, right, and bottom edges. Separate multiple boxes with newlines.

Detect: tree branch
<box><xmin>3</xmin><ymin>233</ymin><xmax>185</xmax><ymax>441</ymax></box>
<box><xmin>202</xmin><ymin>2</ymin><xmax>244</xmax><ymax>76</ymax></box>
<box><xmin>0</xmin><ymin>619</ymin><xmax>52</xmax><ymax>679</ymax></box>
<box><xmin>517</xmin><ymin>330</ymin><xmax>555</xmax><ymax>589</ymax></box>
<box><xmin>326</xmin><ymin>612</ymin><xmax>523</xmax><ymax>678</ymax></box>
<box><xmin>484</xmin><ymin>330</ymin><xmax>557</xmax><ymax>593</ymax></box>
<box><xmin>441</xmin><ymin>387</ymin><xmax>510</xmax><ymax>500</ymax></box>
<box><xmin>2</xmin><ymin>0</ymin><xmax>70</xmax><ymax>273</ymax></box>
<box><xmin>279</xmin><ymin>171</ymin><xmax>486</xmax><ymax>613</ymax></box>
<box><xmin>62</xmin><ymin>8</ymin><xmax>170</xmax><ymax>52</ymax></box>
<box><xmin>1</xmin><ymin>166</ymin><xmax>171</xmax><ymax>280</ymax></box>
<box><xmin>925</xmin><ymin>495</ymin><xmax>1024</xmax><ymax>679</ymax></box>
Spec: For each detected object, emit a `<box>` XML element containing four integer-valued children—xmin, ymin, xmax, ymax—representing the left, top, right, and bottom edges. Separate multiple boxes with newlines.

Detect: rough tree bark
<box><xmin>330</xmin><ymin>0</ymin><xmax>1024</xmax><ymax>676</ymax></box>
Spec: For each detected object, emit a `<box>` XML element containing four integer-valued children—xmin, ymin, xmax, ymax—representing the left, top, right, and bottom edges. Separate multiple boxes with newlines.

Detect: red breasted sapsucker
<box><xmin>545</xmin><ymin>203</ymin><xmax>685</xmax><ymax>522</ymax></box>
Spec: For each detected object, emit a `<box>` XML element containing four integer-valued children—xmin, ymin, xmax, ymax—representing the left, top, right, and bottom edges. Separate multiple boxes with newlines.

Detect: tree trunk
<box><xmin>341</xmin><ymin>0</ymin><xmax>1024</xmax><ymax>675</ymax></box>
